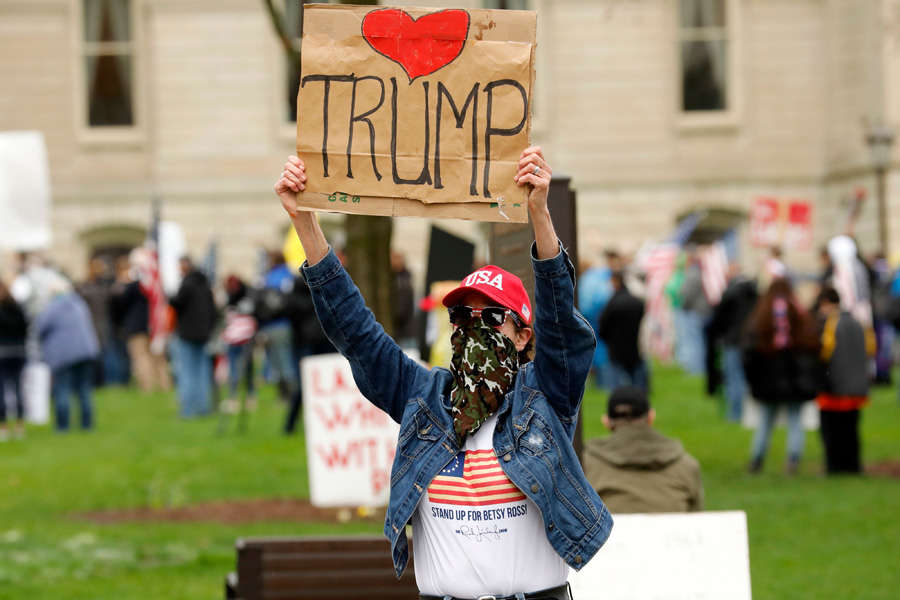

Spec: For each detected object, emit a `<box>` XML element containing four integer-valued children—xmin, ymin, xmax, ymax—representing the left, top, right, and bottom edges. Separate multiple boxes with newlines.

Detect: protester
<box><xmin>869</xmin><ymin>252</ymin><xmax>894</xmax><ymax>385</ymax></box>
<box><xmin>742</xmin><ymin>278</ymin><xmax>819</xmax><ymax>474</ymax></box>
<box><xmin>0</xmin><ymin>280</ymin><xmax>28</xmax><ymax>440</ymax></box>
<box><xmin>827</xmin><ymin>235</ymin><xmax>872</xmax><ymax>327</ymax></box>
<box><xmin>678</xmin><ymin>252</ymin><xmax>711</xmax><ymax>375</ymax></box>
<box><xmin>578</xmin><ymin>250</ymin><xmax>619</xmax><ymax>388</ymax></box>
<box><xmin>34</xmin><ymin>277</ymin><xmax>100</xmax><ymax>431</ymax></box>
<box><xmin>283</xmin><ymin>275</ymin><xmax>333</xmax><ymax>435</ymax></box>
<box><xmin>76</xmin><ymin>256</ymin><xmax>119</xmax><ymax>385</ymax></box>
<box><xmin>169</xmin><ymin>256</ymin><xmax>217</xmax><ymax>418</ymax></box>
<box><xmin>815</xmin><ymin>287</ymin><xmax>874</xmax><ymax>475</ymax></box>
<box><xmin>220</xmin><ymin>275</ymin><xmax>258</xmax><ymax>414</ymax></box>
<box><xmin>707</xmin><ymin>264</ymin><xmax>758</xmax><ymax>422</ymax></box>
<box><xmin>275</xmin><ymin>147</ymin><xmax>612</xmax><ymax>599</ymax></box>
<box><xmin>817</xmin><ymin>245</ymin><xmax>833</xmax><ymax>286</ymax></box>
<box><xmin>597</xmin><ymin>271</ymin><xmax>648</xmax><ymax>390</ymax></box>
<box><xmin>110</xmin><ymin>250</ymin><xmax>171</xmax><ymax>392</ymax></box>
<box><xmin>391</xmin><ymin>250</ymin><xmax>417</xmax><ymax>349</ymax></box>
<box><xmin>256</xmin><ymin>251</ymin><xmax>299</xmax><ymax>403</ymax></box>
<box><xmin>584</xmin><ymin>386</ymin><xmax>704</xmax><ymax>513</ymax></box>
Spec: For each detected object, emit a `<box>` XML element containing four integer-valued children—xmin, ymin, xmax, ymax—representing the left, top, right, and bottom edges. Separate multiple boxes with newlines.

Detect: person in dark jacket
<box><xmin>597</xmin><ymin>272</ymin><xmax>647</xmax><ymax>391</ymax></box>
<box><xmin>0</xmin><ymin>280</ymin><xmax>28</xmax><ymax>440</ymax></box>
<box><xmin>110</xmin><ymin>251</ymin><xmax>171</xmax><ymax>392</ymax></box>
<box><xmin>283</xmin><ymin>275</ymin><xmax>333</xmax><ymax>434</ymax></box>
<box><xmin>391</xmin><ymin>250</ymin><xmax>417</xmax><ymax>349</ymax></box>
<box><xmin>34</xmin><ymin>281</ymin><xmax>100</xmax><ymax>431</ymax></box>
<box><xmin>256</xmin><ymin>251</ymin><xmax>299</xmax><ymax>403</ymax></box>
<box><xmin>220</xmin><ymin>275</ymin><xmax>258</xmax><ymax>414</ymax></box>
<box><xmin>815</xmin><ymin>287</ymin><xmax>874</xmax><ymax>474</ymax></box>
<box><xmin>707</xmin><ymin>265</ymin><xmax>758</xmax><ymax>422</ymax></box>
<box><xmin>169</xmin><ymin>257</ymin><xmax>216</xmax><ymax>418</ymax></box>
<box><xmin>743</xmin><ymin>277</ymin><xmax>820</xmax><ymax>474</ymax></box>
<box><xmin>76</xmin><ymin>257</ymin><xmax>118</xmax><ymax>386</ymax></box>
<box><xmin>584</xmin><ymin>386</ymin><xmax>704</xmax><ymax>513</ymax></box>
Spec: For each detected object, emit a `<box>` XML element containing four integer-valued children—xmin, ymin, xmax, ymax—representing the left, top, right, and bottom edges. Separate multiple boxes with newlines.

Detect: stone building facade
<box><xmin>1</xmin><ymin>0</ymin><xmax>898</xmax><ymax>287</ymax></box>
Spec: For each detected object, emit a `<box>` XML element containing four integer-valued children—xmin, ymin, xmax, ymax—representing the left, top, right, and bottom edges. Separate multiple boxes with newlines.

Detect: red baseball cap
<box><xmin>441</xmin><ymin>265</ymin><xmax>532</xmax><ymax>325</ymax></box>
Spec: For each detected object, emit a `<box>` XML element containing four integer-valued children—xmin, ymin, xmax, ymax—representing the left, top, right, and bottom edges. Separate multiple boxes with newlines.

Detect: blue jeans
<box><xmin>677</xmin><ymin>310</ymin><xmax>707</xmax><ymax>375</ymax></box>
<box><xmin>101</xmin><ymin>339</ymin><xmax>130</xmax><ymax>385</ymax></box>
<box><xmin>173</xmin><ymin>337</ymin><xmax>211</xmax><ymax>418</ymax></box>
<box><xmin>751</xmin><ymin>402</ymin><xmax>805</xmax><ymax>463</ymax></box>
<box><xmin>260</xmin><ymin>322</ymin><xmax>298</xmax><ymax>397</ymax></box>
<box><xmin>722</xmin><ymin>345</ymin><xmax>746</xmax><ymax>422</ymax></box>
<box><xmin>226</xmin><ymin>343</ymin><xmax>255</xmax><ymax>397</ymax></box>
<box><xmin>608</xmin><ymin>360</ymin><xmax>650</xmax><ymax>392</ymax></box>
<box><xmin>52</xmin><ymin>360</ymin><xmax>94</xmax><ymax>430</ymax></box>
<box><xmin>0</xmin><ymin>357</ymin><xmax>26</xmax><ymax>423</ymax></box>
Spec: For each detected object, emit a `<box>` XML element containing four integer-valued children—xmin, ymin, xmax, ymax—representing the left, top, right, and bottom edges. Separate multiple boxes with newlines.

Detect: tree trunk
<box><xmin>344</xmin><ymin>214</ymin><xmax>395</xmax><ymax>337</ymax></box>
<box><xmin>262</xmin><ymin>0</ymin><xmax>395</xmax><ymax>335</ymax></box>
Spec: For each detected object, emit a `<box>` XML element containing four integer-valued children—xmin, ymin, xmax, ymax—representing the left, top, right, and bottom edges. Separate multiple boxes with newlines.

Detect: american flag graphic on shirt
<box><xmin>428</xmin><ymin>450</ymin><xmax>526</xmax><ymax>506</ymax></box>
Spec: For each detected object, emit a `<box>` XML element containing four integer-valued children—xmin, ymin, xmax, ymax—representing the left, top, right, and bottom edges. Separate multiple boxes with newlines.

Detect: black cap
<box><xmin>607</xmin><ymin>386</ymin><xmax>650</xmax><ymax>419</ymax></box>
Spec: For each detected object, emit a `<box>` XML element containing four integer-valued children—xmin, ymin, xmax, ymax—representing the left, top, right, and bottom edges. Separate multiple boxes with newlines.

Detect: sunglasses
<box><xmin>448</xmin><ymin>305</ymin><xmax>524</xmax><ymax>329</ymax></box>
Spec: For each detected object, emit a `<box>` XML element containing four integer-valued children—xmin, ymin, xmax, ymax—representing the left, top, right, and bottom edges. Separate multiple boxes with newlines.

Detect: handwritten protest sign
<box><xmin>296</xmin><ymin>4</ymin><xmax>536</xmax><ymax>223</ymax></box>
<box><xmin>302</xmin><ymin>353</ymin><xmax>402</xmax><ymax>507</ymax></box>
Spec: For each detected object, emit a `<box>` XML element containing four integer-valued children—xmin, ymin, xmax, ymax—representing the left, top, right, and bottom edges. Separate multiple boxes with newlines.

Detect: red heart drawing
<box><xmin>362</xmin><ymin>8</ymin><xmax>470</xmax><ymax>82</ymax></box>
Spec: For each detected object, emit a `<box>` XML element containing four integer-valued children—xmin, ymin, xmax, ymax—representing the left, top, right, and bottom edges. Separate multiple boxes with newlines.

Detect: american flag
<box><xmin>642</xmin><ymin>242</ymin><xmax>679</xmax><ymax>359</ymax></box>
<box><xmin>698</xmin><ymin>242</ymin><xmax>729</xmax><ymax>305</ymax></box>
<box><xmin>427</xmin><ymin>450</ymin><xmax>526</xmax><ymax>507</ymax></box>
<box><xmin>143</xmin><ymin>196</ymin><xmax>171</xmax><ymax>350</ymax></box>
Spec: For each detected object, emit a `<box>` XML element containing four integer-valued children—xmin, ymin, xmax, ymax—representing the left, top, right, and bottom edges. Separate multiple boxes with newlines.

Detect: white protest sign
<box><xmin>0</xmin><ymin>131</ymin><xmax>51</xmax><ymax>250</ymax></box>
<box><xmin>302</xmin><ymin>353</ymin><xmax>403</xmax><ymax>507</ymax></box>
<box><xmin>571</xmin><ymin>511</ymin><xmax>752</xmax><ymax>600</ymax></box>
<box><xmin>21</xmin><ymin>362</ymin><xmax>51</xmax><ymax>425</ymax></box>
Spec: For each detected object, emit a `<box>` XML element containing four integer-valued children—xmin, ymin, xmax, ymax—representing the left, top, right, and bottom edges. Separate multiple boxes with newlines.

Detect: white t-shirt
<box><xmin>412</xmin><ymin>414</ymin><xmax>569</xmax><ymax>597</ymax></box>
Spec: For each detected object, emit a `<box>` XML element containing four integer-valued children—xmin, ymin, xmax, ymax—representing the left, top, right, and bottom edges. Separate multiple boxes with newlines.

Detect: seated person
<box><xmin>584</xmin><ymin>386</ymin><xmax>704</xmax><ymax>513</ymax></box>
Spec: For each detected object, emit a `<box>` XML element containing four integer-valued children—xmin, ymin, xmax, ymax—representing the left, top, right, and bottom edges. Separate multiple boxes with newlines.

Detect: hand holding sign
<box><xmin>295</xmin><ymin>4</ymin><xmax>536</xmax><ymax>223</ymax></box>
<box><xmin>515</xmin><ymin>146</ymin><xmax>552</xmax><ymax>214</ymax></box>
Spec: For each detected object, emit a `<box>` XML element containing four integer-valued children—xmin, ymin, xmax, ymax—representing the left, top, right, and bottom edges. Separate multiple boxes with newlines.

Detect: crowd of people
<box><xmin>0</xmin><ymin>243</ymin><xmax>386</xmax><ymax>438</ymax></box>
<box><xmin>2</xmin><ymin>218</ymin><xmax>898</xmax><ymax>484</ymax></box>
<box><xmin>580</xmin><ymin>233</ymin><xmax>900</xmax><ymax>479</ymax></box>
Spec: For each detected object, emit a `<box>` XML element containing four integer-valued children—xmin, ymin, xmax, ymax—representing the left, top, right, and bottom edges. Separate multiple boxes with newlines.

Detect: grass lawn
<box><xmin>1</xmin><ymin>363</ymin><xmax>898</xmax><ymax>599</ymax></box>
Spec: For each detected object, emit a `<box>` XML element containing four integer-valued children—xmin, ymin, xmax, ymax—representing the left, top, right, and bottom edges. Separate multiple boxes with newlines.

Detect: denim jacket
<box><xmin>301</xmin><ymin>242</ymin><xmax>613</xmax><ymax>577</ymax></box>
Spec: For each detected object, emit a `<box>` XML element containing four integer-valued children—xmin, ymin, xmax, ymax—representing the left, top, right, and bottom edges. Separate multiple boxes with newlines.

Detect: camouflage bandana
<box><xmin>449</xmin><ymin>320</ymin><xmax>519</xmax><ymax>446</ymax></box>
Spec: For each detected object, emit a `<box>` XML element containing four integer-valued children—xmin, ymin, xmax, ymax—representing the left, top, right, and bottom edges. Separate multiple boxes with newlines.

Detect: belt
<box><xmin>420</xmin><ymin>582</ymin><xmax>572</xmax><ymax>600</ymax></box>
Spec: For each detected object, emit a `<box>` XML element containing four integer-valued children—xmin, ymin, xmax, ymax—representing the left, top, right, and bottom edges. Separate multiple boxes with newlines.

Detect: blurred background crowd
<box><xmin>2</xmin><ymin>207</ymin><xmax>899</xmax><ymax>481</ymax></box>
<box><xmin>3</xmin><ymin>0</ymin><xmax>900</xmax><ymax>477</ymax></box>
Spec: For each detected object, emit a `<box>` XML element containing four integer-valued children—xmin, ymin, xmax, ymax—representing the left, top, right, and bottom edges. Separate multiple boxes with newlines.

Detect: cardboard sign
<box><xmin>302</xmin><ymin>353</ymin><xmax>402</xmax><ymax>507</ymax></box>
<box><xmin>750</xmin><ymin>196</ymin><xmax>780</xmax><ymax>248</ymax></box>
<box><xmin>296</xmin><ymin>4</ymin><xmax>536</xmax><ymax>223</ymax></box>
<box><xmin>570</xmin><ymin>511</ymin><xmax>753</xmax><ymax>600</ymax></box>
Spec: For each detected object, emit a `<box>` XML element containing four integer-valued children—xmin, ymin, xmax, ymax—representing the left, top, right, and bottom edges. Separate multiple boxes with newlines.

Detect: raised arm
<box><xmin>514</xmin><ymin>146</ymin><xmax>558</xmax><ymax>260</ymax></box>
<box><xmin>276</xmin><ymin>156</ymin><xmax>329</xmax><ymax>267</ymax></box>
<box><xmin>514</xmin><ymin>147</ymin><xmax>596</xmax><ymax>419</ymax></box>
<box><xmin>274</xmin><ymin>156</ymin><xmax>429</xmax><ymax>422</ymax></box>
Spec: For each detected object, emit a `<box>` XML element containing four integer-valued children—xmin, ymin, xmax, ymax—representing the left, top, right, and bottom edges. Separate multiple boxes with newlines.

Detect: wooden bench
<box><xmin>225</xmin><ymin>535</ymin><xmax>418</xmax><ymax>600</ymax></box>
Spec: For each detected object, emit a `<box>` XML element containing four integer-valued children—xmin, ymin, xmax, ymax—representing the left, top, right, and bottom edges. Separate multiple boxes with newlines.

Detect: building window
<box><xmin>679</xmin><ymin>0</ymin><xmax>728</xmax><ymax>112</ymax></box>
<box><xmin>82</xmin><ymin>0</ymin><xmax>135</xmax><ymax>127</ymax></box>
